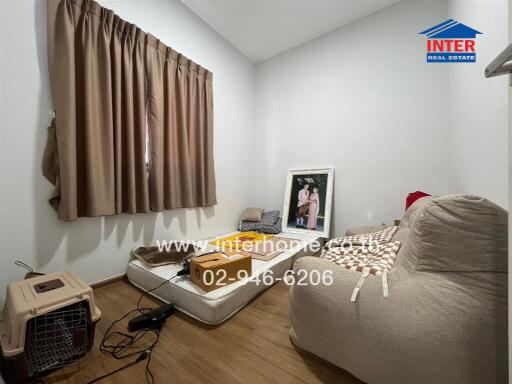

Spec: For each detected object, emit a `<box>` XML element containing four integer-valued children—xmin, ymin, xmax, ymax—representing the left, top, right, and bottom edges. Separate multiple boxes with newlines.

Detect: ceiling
<box><xmin>181</xmin><ymin>0</ymin><xmax>400</xmax><ymax>63</ymax></box>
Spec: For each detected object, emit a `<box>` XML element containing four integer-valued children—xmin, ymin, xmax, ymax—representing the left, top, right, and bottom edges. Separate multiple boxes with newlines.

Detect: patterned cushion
<box><xmin>240</xmin><ymin>217</ymin><xmax>282</xmax><ymax>234</ymax></box>
<box><xmin>324</xmin><ymin>226</ymin><xmax>398</xmax><ymax>250</ymax></box>
<box><xmin>322</xmin><ymin>241</ymin><xmax>401</xmax><ymax>276</ymax></box>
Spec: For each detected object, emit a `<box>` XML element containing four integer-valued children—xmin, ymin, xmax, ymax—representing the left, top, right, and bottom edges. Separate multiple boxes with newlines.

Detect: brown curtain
<box><xmin>44</xmin><ymin>0</ymin><xmax>216</xmax><ymax>221</ymax></box>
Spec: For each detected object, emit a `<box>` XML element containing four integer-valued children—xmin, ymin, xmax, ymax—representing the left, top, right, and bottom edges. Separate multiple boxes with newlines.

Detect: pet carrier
<box><xmin>0</xmin><ymin>271</ymin><xmax>101</xmax><ymax>384</ymax></box>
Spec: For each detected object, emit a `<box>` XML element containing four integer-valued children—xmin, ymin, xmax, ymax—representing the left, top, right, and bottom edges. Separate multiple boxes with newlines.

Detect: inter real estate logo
<box><xmin>419</xmin><ymin>19</ymin><xmax>482</xmax><ymax>63</ymax></box>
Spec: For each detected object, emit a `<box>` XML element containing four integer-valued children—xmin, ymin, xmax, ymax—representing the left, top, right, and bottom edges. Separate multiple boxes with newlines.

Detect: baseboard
<box><xmin>91</xmin><ymin>273</ymin><xmax>127</xmax><ymax>289</ymax></box>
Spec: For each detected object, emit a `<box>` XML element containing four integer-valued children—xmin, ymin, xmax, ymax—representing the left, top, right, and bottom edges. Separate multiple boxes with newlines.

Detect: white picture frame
<box><xmin>282</xmin><ymin>167</ymin><xmax>334</xmax><ymax>238</ymax></box>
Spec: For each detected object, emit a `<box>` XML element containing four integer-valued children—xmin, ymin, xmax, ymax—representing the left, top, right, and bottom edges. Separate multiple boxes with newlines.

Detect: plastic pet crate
<box><xmin>0</xmin><ymin>272</ymin><xmax>102</xmax><ymax>384</ymax></box>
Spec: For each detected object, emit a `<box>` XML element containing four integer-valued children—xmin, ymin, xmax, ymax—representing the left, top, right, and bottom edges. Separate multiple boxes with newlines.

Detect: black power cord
<box><xmin>86</xmin><ymin>268</ymin><xmax>188</xmax><ymax>384</ymax></box>
<box><xmin>86</xmin><ymin>348</ymin><xmax>150</xmax><ymax>384</ymax></box>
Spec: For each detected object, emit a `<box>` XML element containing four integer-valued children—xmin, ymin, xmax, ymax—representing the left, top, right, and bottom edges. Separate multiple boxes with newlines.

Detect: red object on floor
<box><xmin>405</xmin><ymin>191</ymin><xmax>431</xmax><ymax>211</ymax></box>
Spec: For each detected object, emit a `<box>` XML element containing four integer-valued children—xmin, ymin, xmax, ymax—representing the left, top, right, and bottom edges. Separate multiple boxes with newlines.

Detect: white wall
<box><xmin>0</xmin><ymin>0</ymin><xmax>257</xmax><ymax>300</ymax></box>
<box><xmin>255</xmin><ymin>0</ymin><xmax>509</xmax><ymax>237</ymax></box>
<box><xmin>256</xmin><ymin>1</ymin><xmax>453</xmax><ymax>236</ymax></box>
<box><xmin>447</xmin><ymin>0</ymin><xmax>509</xmax><ymax>208</ymax></box>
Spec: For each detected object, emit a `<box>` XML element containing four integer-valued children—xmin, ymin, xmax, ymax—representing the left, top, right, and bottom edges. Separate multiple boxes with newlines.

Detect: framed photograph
<box><xmin>282</xmin><ymin>168</ymin><xmax>334</xmax><ymax>238</ymax></box>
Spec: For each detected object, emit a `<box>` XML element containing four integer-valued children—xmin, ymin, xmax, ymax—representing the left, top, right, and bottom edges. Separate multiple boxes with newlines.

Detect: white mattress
<box><xmin>126</xmin><ymin>231</ymin><xmax>320</xmax><ymax>324</ymax></box>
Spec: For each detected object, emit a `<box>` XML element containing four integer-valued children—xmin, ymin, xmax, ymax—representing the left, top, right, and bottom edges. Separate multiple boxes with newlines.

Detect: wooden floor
<box><xmin>45</xmin><ymin>281</ymin><xmax>363</xmax><ymax>384</ymax></box>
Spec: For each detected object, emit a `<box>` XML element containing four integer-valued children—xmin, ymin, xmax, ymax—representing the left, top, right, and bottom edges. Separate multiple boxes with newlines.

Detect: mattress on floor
<box><xmin>126</xmin><ymin>231</ymin><xmax>320</xmax><ymax>325</ymax></box>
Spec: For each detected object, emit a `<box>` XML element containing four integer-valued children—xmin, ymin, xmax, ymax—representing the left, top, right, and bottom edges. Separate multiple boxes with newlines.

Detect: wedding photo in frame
<box><xmin>282</xmin><ymin>168</ymin><xmax>334</xmax><ymax>238</ymax></box>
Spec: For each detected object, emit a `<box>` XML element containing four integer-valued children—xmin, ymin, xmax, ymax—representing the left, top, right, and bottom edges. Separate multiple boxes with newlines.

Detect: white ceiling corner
<box><xmin>181</xmin><ymin>0</ymin><xmax>400</xmax><ymax>63</ymax></box>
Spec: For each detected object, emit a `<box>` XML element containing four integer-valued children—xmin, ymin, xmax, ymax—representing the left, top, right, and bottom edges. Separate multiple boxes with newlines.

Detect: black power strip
<box><xmin>128</xmin><ymin>303</ymin><xmax>175</xmax><ymax>332</ymax></box>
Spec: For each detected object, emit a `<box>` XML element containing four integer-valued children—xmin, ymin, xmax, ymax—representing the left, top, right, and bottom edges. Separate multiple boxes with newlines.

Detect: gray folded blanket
<box><xmin>239</xmin><ymin>210</ymin><xmax>282</xmax><ymax>234</ymax></box>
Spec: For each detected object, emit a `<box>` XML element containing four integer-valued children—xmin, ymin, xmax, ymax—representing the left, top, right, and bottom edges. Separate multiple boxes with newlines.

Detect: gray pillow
<box><xmin>407</xmin><ymin>195</ymin><xmax>507</xmax><ymax>272</ymax></box>
<box><xmin>261</xmin><ymin>210</ymin><xmax>280</xmax><ymax>225</ymax></box>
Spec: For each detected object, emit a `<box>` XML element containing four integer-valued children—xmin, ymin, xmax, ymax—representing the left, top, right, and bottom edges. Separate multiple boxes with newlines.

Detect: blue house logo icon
<box><xmin>419</xmin><ymin>19</ymin><xmax>482</xmax><ymax>63</ymax></box>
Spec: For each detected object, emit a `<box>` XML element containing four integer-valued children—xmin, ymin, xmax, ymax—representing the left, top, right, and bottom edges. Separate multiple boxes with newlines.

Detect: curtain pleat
<box><xmin>44</xmin><ymin>0</ymin><xmax>216</xmax><ymax>221</ymax></box>
<box><xmin>205</xmin><ymin>76</ymin><xmax>216</xmax><ymax>203</ymax></box>
<box><xmin>145</xmin><ymin>37</ymin><xmax>216</xmax><ymax>210</ymax></box>
<box><xmin>163</xmin><ymin>56</ymin><xmax>177</xmax><ymax>207</ymax></box>
<box><xmin>146</xmin><ymin>40</ymin><xmax>165</xmax><ymax>211</ymax></box>
<box><xmin>175</xmin><ymin>56</ymin><xmax>194</xmax><ymax>206</ymax></box>
<box><xmin>79</xmin><ymin>4</ymin><xmax>115</xmax><ymax>217</ymax></box>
